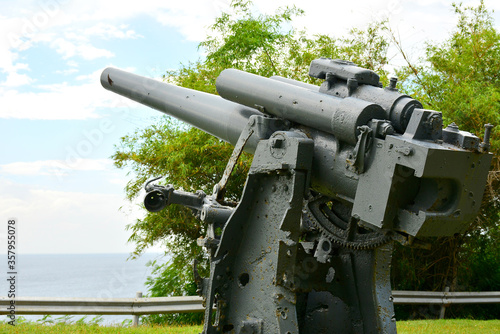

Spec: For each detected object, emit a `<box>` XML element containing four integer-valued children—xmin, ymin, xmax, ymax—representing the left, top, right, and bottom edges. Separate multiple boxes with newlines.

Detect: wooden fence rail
<box><xmin>1</xmin><ymin>291</ymin><xmax>498</xmax><ymax>320</ymax></box>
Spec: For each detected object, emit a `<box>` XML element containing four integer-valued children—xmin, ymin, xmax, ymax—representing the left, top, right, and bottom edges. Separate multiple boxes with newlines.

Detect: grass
<box><xmin>0</xmin><ymin>323</ymin><xmax>203</xmax><ymax>333</ymax></box>
<box><xmin>0</xmin><ymin>315</ymin><xmax>204</xmax><ymax>333</ymax></box>
<box><xmin>397</xmin><ymin>319</ymin><xmax>500</xmax><ymax>334</ymax></box>
<box><xmin>0</xmin><ymin>319</ymin><xmax>499</xmax><ymax>333</ymax></box>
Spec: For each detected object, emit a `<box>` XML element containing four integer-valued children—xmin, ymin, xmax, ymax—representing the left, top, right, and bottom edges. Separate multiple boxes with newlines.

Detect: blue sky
<box><xmin>1</xmin><ymin>0</ymin><xmax>499</xmax><ymax>254</ymax></box>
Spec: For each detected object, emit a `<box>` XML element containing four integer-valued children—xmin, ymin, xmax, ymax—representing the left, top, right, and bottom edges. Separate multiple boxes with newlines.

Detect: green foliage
<box><xmin>112</xmin><ymin>118</ymin><xmax>251</xmax><ymax>326</ymax></box>
<box><xmin>396</xmin><ymin>1</ymin><xmax>500</xmax><ymax>148</ymax></box>
<box><xmin>166</xmin><ymin>0</ymin><xmax>305</xmax><ymax>92</ymax></box>
<box><xmin>141</xmin><ymin>259</ymin><xmax>205</xmax><ymax>325</ymax></box>
<box><xmin>200</xmin><ymin>0</ymin><xmax>304</xmax><ymax>77</ymax></box>
<box><xmin>168</xmin><ymin>0</ymin><xmax>390</xmax><ymax>88</ymax></box>
<box><xmin>113</xmin><ymin>118</ymin><xmax>251</xmax><ymax>256</ymax></box>
<box><xmin>32</xmin><ymin>315</ymin><xmax>105</xmax><ymax>326</ymax></box>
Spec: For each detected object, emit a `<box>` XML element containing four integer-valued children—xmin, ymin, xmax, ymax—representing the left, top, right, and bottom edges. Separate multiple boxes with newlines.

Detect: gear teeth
<box><xmin>304</xmin><ymin>195</ymin><xmax>392</xmax><ymax>250</ymax></box>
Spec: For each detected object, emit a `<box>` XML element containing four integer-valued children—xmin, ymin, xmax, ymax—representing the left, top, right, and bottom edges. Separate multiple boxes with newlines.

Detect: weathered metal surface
<box><xmin>101</xmin><ymin>58</ymin><xmax>493</xmax><ymax>334</ymax></box>
<box><xmin>216</xmin><ymin>68</ymin><xmax>386</xmax><ymax>145</ymax></box>
<box><xmin>200</xmin><ymin>131</ymin><xmax>313</xmax><ymax>333</ymax></box>
<box><xmin>310</xmin><ymin>58</ymin><xmax>423</xmax><ymax>133</ymax></box>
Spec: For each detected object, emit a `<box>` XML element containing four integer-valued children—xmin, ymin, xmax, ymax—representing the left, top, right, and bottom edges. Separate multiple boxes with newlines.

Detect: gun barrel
<box><xmin>270</xmin><ymin>76</ymin><xmax>320</xmax><ymax>91</ymax></box>
<box><xmin>100</xmin><ymin>67</ymin><xmax>262</xmax><ymax>148</ymax></box>
<box><xmin>216</xmin><ymin>69</ymin><xmax>386</xmax><ymax>145</ymax></box>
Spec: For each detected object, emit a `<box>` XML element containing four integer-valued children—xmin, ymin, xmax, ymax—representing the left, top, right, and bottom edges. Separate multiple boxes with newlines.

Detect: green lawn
<box><xmin>0</xmin><ymin>323</ymin><xmax>203</xmax><ymax>333</ymax></box>
<box><xmin>1</xmin><ymin>320</ymin><xmax>499</xmax><ymax>333</ymax></box>
<box><xmin>397</xmin><ymin>319</ymin><xmax>500</xmax><ymax>334</ymax></box>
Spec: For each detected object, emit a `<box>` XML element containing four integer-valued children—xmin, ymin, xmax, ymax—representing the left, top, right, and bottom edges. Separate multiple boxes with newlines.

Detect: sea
<box><xmin>2</xmin><ymin>253</ymin><xmax>167</xmax><ymax>325</ymax></box>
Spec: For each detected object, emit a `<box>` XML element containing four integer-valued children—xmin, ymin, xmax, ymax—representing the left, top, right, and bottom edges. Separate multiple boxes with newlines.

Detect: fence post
<box><xmin>439</xmin><ymin>286</ymin><xmax>450</xmax><ymax>319</ymax></box>
<box><xmin>133</xmin><ymin>291</ymin><xmax>142</xmax><ymax>327</ymax></box>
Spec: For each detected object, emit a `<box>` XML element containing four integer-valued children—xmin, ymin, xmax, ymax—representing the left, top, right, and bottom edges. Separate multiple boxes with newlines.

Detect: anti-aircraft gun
<box><xmin>101</xmin><ymin>58</ymin><xmax>493</xmax><ymax>334</ymax></box>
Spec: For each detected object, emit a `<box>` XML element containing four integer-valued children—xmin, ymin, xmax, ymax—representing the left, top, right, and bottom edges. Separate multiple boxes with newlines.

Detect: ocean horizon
<box><xmin>2</xmin><ymin>252</ymin><xmax>168</xmax><ymax>325</ymax></box>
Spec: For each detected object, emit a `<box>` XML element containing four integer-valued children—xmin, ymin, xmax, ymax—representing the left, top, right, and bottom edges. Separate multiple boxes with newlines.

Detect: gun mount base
<box><xmin>195</xmin><ymin>131</ymin><xmax>396</xmax><ymax>334</ymax></box>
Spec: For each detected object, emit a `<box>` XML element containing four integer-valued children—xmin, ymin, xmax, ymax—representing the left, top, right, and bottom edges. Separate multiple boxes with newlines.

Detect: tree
<box><xmin>166</xmin><ymin>1</ymin><xmax>389</xmax><ymax>89</ymax></box>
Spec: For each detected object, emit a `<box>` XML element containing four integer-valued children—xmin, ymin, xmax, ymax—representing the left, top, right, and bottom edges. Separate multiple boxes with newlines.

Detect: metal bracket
<box><xmin>346</xmin><ymin>125</ymin><xmax>373</xmax><ymax>174</ymax></box>
<box><xmin>240</xmin><ymin>318</ymin><xmax>263</xmax><ymax>334</ymax></box>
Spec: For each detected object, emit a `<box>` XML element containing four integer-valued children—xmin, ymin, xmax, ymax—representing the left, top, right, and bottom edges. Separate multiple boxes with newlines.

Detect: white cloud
<box><xmin>56</xmin><ymin>68</ymin><xmax>79</xmax><ymax>75</ymax></box>
<box><xmin>0</xmin><ymin>159</ymin><xmax>113</xmax><ymax>176</ymax></box>
<box><xmin>84</xmin><ymin>23</ymin><xmax>143</xmax><ymax>40</ymax></box>
<box><xmin>49</xmin><ymin>37</ymin><xmax>75</xmax><ymax>57</ymax></box>
<box><xmin>151</xmin><ymin>3</ymin><xmax>229</xmax><ymax>41</ymax></box>
<box><xmin>50</xmin><ymin>37</ymin><xmax>114</xmax><ymax>60</ymax></box>
<box><xmin>0</xmin><ymin>83</ymin><xmax>101</xmax><ymax>120</ymax></box>
<box><xmin>0</xmin><ymin>30</ymin><xmax>34</xmax><ymax>87</ymax></box>
<box><xmin>0</xmin><ymin>45</ymin><xmax>21</xmax><ymax>73</ymax></box>
<box><xmin>76</xmin><ymin>43</ymin><xmax>114</xmax><ymax>60</ymax></box>
<box><xmin>0</xmin><ymin>0</ymin><xmax>226</xmax><ymax>43</ymax></box>
<box><xmin>0</xmin><ymin>5</ymin><xmax>144</xmax><ymax>88</ymax></box>
<box><xmin>45</xmin><ymin>22</ymin><xmax>142</xmax><ymax>61</ymax></box>
<box><xmin>0</xmin><ymin>178</ymin><xmax>142</xmax><ymax>254</ymax></box>
<box><xmin>0</xmin><ymin>69</ymin><xmax>137</xmax><ymax>120</ymax></box>
<box><xmin>0</xmin><ymin>10</ymin><xmax>62</xmax><ymax>87</ymax></box>
<box><xmin>2</xmin><ymin>71</ymin><xmax>34</xmax><ymax>87</ymax></box>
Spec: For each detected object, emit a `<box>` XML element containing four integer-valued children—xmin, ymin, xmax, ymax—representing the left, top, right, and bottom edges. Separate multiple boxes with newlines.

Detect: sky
<box><xmin>1</xmin><ymin>0</ymin><xmax>499</xmax><ymax>255</ymax></box>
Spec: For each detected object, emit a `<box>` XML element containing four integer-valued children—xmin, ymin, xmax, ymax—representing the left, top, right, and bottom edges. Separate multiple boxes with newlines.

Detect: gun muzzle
<box><xmin>100</xmin><ymin>67</ymin><xmax>263</xmax><ymax>150</ymax></box>
<box><xmin>144</xmin><ymin>190</ymin><xmax>168</xmax><ymax>212</ymax></box>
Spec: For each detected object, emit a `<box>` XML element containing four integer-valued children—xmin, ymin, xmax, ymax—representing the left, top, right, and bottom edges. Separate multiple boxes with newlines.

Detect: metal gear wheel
<box><xmin>303</xmin><ymin>195</ymin><xmax>392</xmax><ymax>250</ymax></box>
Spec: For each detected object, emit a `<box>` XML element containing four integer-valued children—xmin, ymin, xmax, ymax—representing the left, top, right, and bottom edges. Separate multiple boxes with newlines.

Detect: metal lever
<box><xmin>214</xmin><ymin>117</ymin><xmax>255</xmax><ymax>201</ymax></box>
